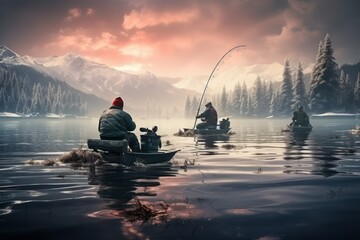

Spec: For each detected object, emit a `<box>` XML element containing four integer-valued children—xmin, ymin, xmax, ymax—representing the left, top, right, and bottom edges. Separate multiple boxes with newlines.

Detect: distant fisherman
<box><xmin>291</xmin><ymin>106</ymin><xmax>310</xmax><ymax>126</ymax></box>
<box><xmin>98</xmin><ymin>97</ymin><xmax>140</xmax><ymax>152</ymax></box>
<box><xmin>196</xmin><ymin>102</ymin><xmax>218</xmax><ymax>129</ymax></box>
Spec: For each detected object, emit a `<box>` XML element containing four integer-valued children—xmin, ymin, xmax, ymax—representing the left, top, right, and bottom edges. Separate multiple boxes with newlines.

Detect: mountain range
<box><xmin>0</xmin><ymin>45</ymin><xmax>313</xmax><ymax>117</ymax></box>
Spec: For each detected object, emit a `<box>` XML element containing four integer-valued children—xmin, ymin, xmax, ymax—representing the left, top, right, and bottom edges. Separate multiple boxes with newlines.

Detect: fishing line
<box><xmin>192</xmin><ymin>45</ymin><xmax>246</xmax><ymax>130</ymax></box>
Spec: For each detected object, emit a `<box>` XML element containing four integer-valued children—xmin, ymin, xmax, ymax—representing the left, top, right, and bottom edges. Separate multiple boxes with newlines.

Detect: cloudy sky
<box><xmin>0</xmin><ymin>0</ymin><xmax>359</xmax><ymax>77</ymax></box>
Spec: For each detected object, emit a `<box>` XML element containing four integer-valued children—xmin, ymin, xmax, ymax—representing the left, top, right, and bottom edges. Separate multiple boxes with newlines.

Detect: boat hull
<box><xmin>87</xmin><ymin>138</ymin><xmax>179</xmax><ymax>165</ymax></box>
<box><xmin>289</xmin><ymin>124</ymin><xmax>313</xmax><ymax>133</ymax></box>
<box><xmin>124</xmin><ymin>150</ymin><xmax>180</xmax><ymax>164</ymax></box>
<box><xmin>183</xmin><ymin>128</ymin><xmax>231</xmax><ymax>135</ymax></box>
<box><xmin>100</xmin><ymin>150</ymin><xmax>180</xmax><ymax>165</ymax></box>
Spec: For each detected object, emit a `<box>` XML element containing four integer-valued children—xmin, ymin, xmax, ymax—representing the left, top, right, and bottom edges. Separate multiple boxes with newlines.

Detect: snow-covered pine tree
<box><xmin>339</xmin><ymin>70</ymin><xmax>354</xmax><ymax>111</ymax></box>
<box><xmin>291</xmin><ymin>62</ymin><xmax>308</xmax><ymax>111</ymax></box>
<box><xmin>278</xmin><ymin>59</ymin><xmax>293</xmax><ymax>115</ymax></box>
<box><xmin>354</xmin><ymin>73</ymin><xmax>360</xmax><ymax>111</ymax></box>
<box><xmin>308</xmin><ymin>34</ymin><xmax>340</xmax><ymax>113</ymax></box>
<box><xmin>240</xmin><ymin>82</ymin><xmax>248</xmax><ymax>116</ymax></box>
<box><xmin>184</xmin><ymin>95</ymin><xmax>192</xmax><ymax>118</ymax></box>
<box><xmin>253</xmin><ymin>76</ymin><xmax>263</xmax><ymax>116</ymax></box>
<box><xmin>231</xmin><ymin>82</ymin><xmax>241</xmax><ymax>116</ymax></box>
<box><xmin>191</xmin><ymin>96</ymin><xmax>199</xmax><ymax>117</ymax></box>
<box><xmin>220</xmin><ymin>86</ymin><xmax>228</xmax><ymax>116</ymax></box>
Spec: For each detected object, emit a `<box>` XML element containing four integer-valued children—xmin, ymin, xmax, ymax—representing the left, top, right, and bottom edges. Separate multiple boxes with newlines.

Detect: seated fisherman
<box><xmin>292</xmin><ymin>106</ymin><xmax>310</xmax><ymax>126</ymax></box>
<box><xmin>98</xmin><ymin>97</ymin><xmax>140</xmax><ymax>152</ymax></box>
<box><xmin>196</xmin><ymin>102</ymin><xmax>218</xmax><ymax>129</ymax></box>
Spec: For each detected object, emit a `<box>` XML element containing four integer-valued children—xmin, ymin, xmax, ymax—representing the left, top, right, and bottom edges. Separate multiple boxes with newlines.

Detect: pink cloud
<box><xmin>66</xmin><ymin>8</ymin><xmax>81</xmax><ymax>21</ymax></box>
<box><xmin>123</xmin><ymin>8</ymin><xmax>199</xmax><ymax>29</ymax></box>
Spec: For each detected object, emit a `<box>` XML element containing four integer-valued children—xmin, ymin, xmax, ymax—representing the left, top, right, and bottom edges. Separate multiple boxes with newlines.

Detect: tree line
<box><xmin>185</xmin><ymin>34</ymin><xmax>360</xmax><ymax>118</ymax></box>
<box><xmin>0</xmin><ymin>69</ymin><xmax>87</xmax><ymax>116</ymax></box>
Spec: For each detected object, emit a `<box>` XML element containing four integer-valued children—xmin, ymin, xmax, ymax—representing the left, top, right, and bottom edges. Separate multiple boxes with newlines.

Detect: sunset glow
<box><xmin>1</xmin><ymin>0</ymin><xmax>359</xmax><ymax>77</ymax></box>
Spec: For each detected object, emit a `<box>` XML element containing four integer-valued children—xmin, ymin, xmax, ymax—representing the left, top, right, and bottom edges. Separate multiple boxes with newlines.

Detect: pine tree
<box><xmin>191</xmin><ymin>96</ymin><xmax>199</xmax><ymax>117</ymax></box>
<box><xmin>354</xmin><ymin>73</ymin><xmax>360</xmax><ymax>111</ymax></box>
<box><xmin>269</xmin><ymin>91</ymin><xmax>280</xmax><ymax>116</ymax></box>
<box><xmin>184</xmin><ymin>95</ymin><xmax>191</xmax><ymax>118</ymax></box>
<box><xmin>308</xmin><ymin>34</ymin><xmax>340</xmax><ymax>113</ymax></box>
<box><xmin>253</xmin><ymin>76</ymin><xmax>263</xmax><ymax>115</ymax></box>
<box><xmin>278</xmin><ymin>59</ymin><xmax>293</xmax><ymax>115</ymax></box>
<box><xmin>231</xmin><ymin>82</ymin><xmax>242</xmax><ymax>116</ymax></box>
<box><xmin>220</xmin><ymin>86</ymin><xmax>228</xmax><ymax>116</ymax></box>
<box><xmin>240</xmin><ymin>82</ymin><xmax>248</xmax><ymax>115</ymax></box>
<box><xmin>265</xmin><ymin>81</ymin><xmax>274</xmax><ymax>116</ymax></box>
<box><xmin>339</xmin><ymin>71</ymin><xmax>354</xmax><ymax>112</ymax></box>
<box><xmin>292</xmin><ymin>62</ymin><xmax>308</xmax><ymax>111</ymax></box>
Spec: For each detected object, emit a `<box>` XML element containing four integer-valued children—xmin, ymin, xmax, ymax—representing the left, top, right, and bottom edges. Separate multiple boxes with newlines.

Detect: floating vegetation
<box><xmin>173</xmin><ymin>129</ymin><xmax>195</xmax><ymax>137</ymax></box>
<box><xmin>57</xmin><ymin>147</ymin><xmax>105</xmax><ymax>167</ymax></box>
<box><xmin>180</xmin><ymin>158</ymin><xmax>196</xmax><ymax>170</ymax></box>
<box><xmin>221</xmin><ymin>144</ymin><xmax>237</xmax><ymax>150</ymax></box>
<box><xmin>25</xmin><ymin>159</ymin><xmax>57</xmax><ymax>166</ymax></box>
<box><xmin>25</xmin><ymin>148</ymin><xmax>105</xmax><ymax>168</ymax></box>
<box><xmin>123</xmin><ymin>197</ymin><xmax>169</xmax><ymax>222</ymax></box>
<box><xmin>350</xmin><ymin>125</ymin><xmax>360</xmax><ymax>135</ymax></box>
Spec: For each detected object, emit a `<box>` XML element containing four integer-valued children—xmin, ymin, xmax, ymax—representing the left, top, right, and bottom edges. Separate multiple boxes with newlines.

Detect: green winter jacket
<box><xmin>98</xmin><ymin>106</ymin><xmax>136</xmax><ymax>139</ymax></box>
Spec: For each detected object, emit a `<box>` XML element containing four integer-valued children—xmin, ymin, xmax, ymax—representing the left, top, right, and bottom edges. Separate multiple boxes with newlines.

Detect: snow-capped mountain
<box><xmin>0</xmin><ymin>46</ymin><xmax>197</xmax><ymax>115</ymax></box>
<box><xmin>0</xmin><ymin>46</ymin><xmax>110</xmax><ymax>117</ymax></box>
<box><xmin>1</xmin><ymin>45</ymin><xmax>312</xmax><ymax>116</ymax></box>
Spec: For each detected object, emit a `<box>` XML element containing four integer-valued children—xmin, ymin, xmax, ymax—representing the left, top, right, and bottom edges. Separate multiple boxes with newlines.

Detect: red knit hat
<box><xmin>112</xmin><ymin>97</ymin><xmax>124</xmax><ymax>108</ymax></box>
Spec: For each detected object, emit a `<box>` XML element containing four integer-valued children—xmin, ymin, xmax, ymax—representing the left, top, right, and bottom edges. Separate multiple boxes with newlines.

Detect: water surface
<box><xmin>1</xmin><ymin>117</ymin><xmax>360</xmax><ymax>240</ymax></box>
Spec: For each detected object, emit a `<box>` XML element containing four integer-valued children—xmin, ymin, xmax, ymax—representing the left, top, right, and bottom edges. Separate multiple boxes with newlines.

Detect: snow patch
<box><xmin>312</xmin><ymin>112</ymin><xmax>360</xmax><ymax>118</ymax></box>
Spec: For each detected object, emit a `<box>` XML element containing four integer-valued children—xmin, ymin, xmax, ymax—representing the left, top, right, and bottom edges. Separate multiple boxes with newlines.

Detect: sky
<box><xmin>0</xmin><ymin>0</ymin><xmax>359</xmax><ymax>77</ymax></box>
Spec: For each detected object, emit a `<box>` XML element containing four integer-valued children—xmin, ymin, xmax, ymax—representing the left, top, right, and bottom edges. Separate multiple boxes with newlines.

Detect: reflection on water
<box><xmin>283</xmin><ymin>123</ymin><xmax>358</xmax><ymax>177</ymax></box>
<box><xmin>1</xmin><ymin>117</ymin><xmax>360</xmax><ymax>239</ymax></box>
<box><xmin>88</xmin><ymin>164</ymin><xmax>177</xmax><ymax>211</ymax></box>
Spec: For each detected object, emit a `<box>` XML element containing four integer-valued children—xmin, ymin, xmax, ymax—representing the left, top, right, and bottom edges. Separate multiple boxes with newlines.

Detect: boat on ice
<box><xmin>87</xmin><ymin>126</ymin><xmax>180</xmax><ymax>165</ymax></box>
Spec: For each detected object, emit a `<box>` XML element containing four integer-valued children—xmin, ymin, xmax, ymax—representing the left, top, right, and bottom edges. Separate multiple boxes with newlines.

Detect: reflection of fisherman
<box><xmin>196</xmin><ymin>102</ymin><xmax>218</xmax><ymax>129</ymax></box>
<box><xmin>291</xmin><ymin>106</ymin><xmax>310</xmax><ymax>126</ymax></box>
<box><xmin>98</xmin><ymin>97</ymin><xmax>140</xmax><ymax>152</ymax></box>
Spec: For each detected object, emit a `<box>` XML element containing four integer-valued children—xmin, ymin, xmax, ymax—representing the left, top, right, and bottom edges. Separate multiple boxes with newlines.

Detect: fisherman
<box><xmin>291</xmin><ymin>106</ymin><xmax>310</xmax><ymax>126</ymax></box>
<box><xmin>98</xmin><ymin>97</ymin><xmax>140</xmax><ymax>152</ymax></box>
<box><xmin>196</xmin><ymin>102</ymin><xmax>218</xmax><ymax>129</ymax></box>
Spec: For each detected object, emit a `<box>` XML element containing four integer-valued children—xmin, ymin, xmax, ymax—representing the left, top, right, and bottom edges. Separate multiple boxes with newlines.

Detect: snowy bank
<box><xmin>0</xmin><ymin>112</ymin><xmax>89</xmax><ymax>119</ymax></box>
<box><xmin>0</xmin><ymin>112</ymin><xmax>27</xmax><ymax>118</ymax></box>
<box><xmin>312</xmin><ymin>112</ymin><xmax>360</xmax><ymax>118</ymax></box>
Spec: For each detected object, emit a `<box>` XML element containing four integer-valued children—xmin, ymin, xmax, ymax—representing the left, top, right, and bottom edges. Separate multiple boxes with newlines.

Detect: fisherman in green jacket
<box><xmin>292</xmin><ymin>106</ymin><xmax>310</xmax><ymax>126</ymax></box>
<box><xmin>98</xmin><ymin>97</ymin><xmax>140</xmax><ymax>152</ymax></box>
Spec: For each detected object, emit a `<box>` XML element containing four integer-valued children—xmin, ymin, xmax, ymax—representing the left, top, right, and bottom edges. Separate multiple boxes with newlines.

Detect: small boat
<box><xmin>87</xmin><ymin>126</ymin><xmax>180</xmax><ymax>165</ymax></box>
<box><xmin>288</xmin><ymin>124</ymin><xmax>313</xmax><ymax>133</ymax></box>
<box><xmin>350</xmin><ymin>125</ymin><xmax>360</xmax><ymax>135</ymax></box>
<box><xmin>184</xmin><ymin>118</ymin><xmax>232</xmax><ymax>136</ymax></box>
<box><xmin>123</xmin><ymin>150</ymin><xmax>180</xmax><ymax>165</ymax></box>
<box><xmin>184</xmin><ymin>127</ymin><xmax>231</xmax><ymax>135</ymax></box>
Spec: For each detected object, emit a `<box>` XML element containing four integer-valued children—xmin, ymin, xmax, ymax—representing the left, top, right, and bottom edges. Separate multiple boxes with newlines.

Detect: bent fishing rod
<box><xmin>192</xmin><ymin>45</ymin><xmax>246</xmax><ymax>129</ymax></box>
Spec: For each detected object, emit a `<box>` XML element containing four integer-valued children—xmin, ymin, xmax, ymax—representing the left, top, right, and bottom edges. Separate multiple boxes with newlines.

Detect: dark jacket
<box><xmin>197</xmin><ymin>106</ymin><xmax>218</xmax><ymax>125</ymax></box>
<box><xmin>98</xmin><ymin>106</ymin><xmax>136</xmax><ymax>139</ymax></box>
<box><xmin>292</xmin><ymin>110</ymin><xmax>309</xmax><ymax>126</ymax></box>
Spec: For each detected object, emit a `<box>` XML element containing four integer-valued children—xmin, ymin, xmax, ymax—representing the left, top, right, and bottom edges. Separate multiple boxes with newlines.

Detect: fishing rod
<box><xmin>192</xmin><ymin>45</ymin><xmax>246</xmax><ymax>129</ymax></box>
